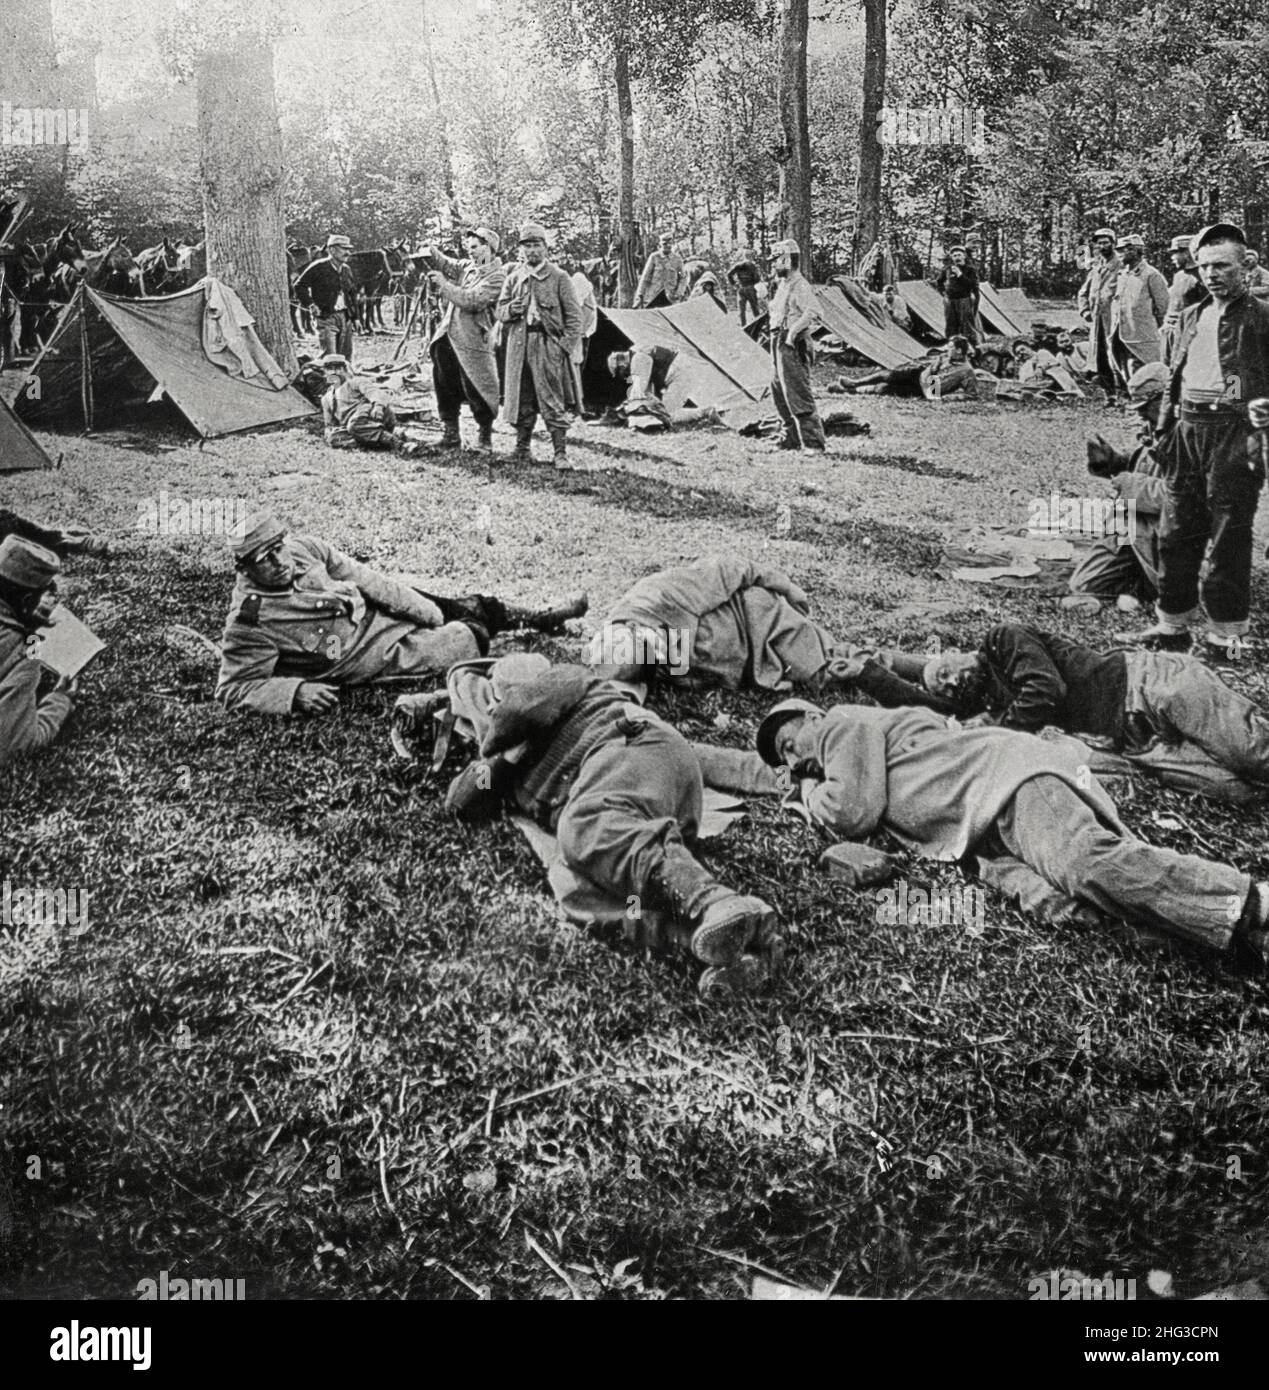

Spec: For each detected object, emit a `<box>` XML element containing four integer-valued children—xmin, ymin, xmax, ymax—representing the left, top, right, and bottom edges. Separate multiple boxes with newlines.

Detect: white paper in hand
<box><xmin>25</xmin><ymin>605</ymin><xmax>105</xmax><ymax>679</ymax></box>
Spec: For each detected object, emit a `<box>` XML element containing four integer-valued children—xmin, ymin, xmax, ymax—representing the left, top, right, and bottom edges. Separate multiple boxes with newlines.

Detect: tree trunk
<box><xmin>196</xmin><ymin>41</ymin><xmax>296</xmax><ymax>376</ymax></box>
<box><xmin>419</xmin><ymin>0</ymin><xmax>459</xmax><ymax>223</ymax></box>
<box><xmin>614</xmin><ymin>36</ymin><xmax>638</xmax><ymax>307</ymax></box>
<box><xmin>856</xmin><ymin>0</ymin><xmax>887</xmax><ymax>269</ymax></box>
<box><xmin>776</xmin><ymin>0</ymin><xmax>812</xmax><ymax>276</ymax></box>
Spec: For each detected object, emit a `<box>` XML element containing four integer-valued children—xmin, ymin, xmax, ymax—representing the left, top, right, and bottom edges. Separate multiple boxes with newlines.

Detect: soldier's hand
<box><xmin>1086</xmin><ymin>434</ymin><xmax>1116</xmax><ymax>476</ymax></box>
<box><xmin>54</xmin><ymin>673</ymin><xmax>79</xmax><ymax>697</ymax></box>
<box><xmin>294</xmin><ymin>682</ymin><xmax>340</xmax><ymax>715</ymax></box>
<box><xmin>427</xmin><ymin>270</ymin><xmax>445</xmax><ymax>292</ymax></box>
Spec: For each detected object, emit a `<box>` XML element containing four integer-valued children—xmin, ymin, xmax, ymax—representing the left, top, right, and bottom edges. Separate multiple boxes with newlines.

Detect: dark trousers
<box><xmin>771</xmin><ymin>338</ymin><xmax>826</xmax><ymax>448</ymax></box>
<box><xmin>736</xmin><ymin>285</ymin><xmax>760</xmax><ymax>324</ymax></box>
<box><xmin>1157</xmin><ymin>414</ymin><xmax>1263</xmax><ymax>627</ymax></box>
<box><xmin>431</xmin><ymin>335</ymin><xmax>493</xmax><ymax>428</ymax></box>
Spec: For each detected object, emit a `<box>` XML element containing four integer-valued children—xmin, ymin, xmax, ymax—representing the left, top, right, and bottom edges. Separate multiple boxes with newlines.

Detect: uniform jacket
<box><xmin>605</xmin><ymin>555</ymin><xmax>827</xmax><ymax>689</ymax></box>
<box><xmin>426</xmin><ymin>248</ymin><xmax>505</xmax><ymax>413</ymax></box>
<box><xmin>1110</xmin><ymin>260</ymin><xmax>1169</xmax><ymax>360</ymax></box>
<box><xmin>495</xmin><ymin>260</ymin><xmax>583</xmax><ymax>427</ymax></box>
<box><xmin>1162</xmin><ymin>288</ymin><xmax>1269</xmax><ymax>423</ymax></box>
<box><xmin>801</xmin><ymin>704</ymin><xmax>1126</xmax><ymax>862</ymax></box>
<box><xmin>294</xmin><ymin>257</ymin><xmax>358</xmax><ymax>317</ymax></box>
<box><xmin>635</xmin><ymin>249</ymin><xmax>687</xmax><ymax>305</ymax></box>
<box><xmin>0</xmin><ymin>598</ymin><xmax>72</xmax><ymax>764</ymax></box>
<box><xmin>768</xmin><ymin>270</ymin><xmax>821</xmax><ymax>345</ymax></box>
<box><xmin>215</xmin><ymin>535</ymin><xmax>478</xmax><ymax>715</ymax></box>
<box><xmin>1077</xmin><ymin>252</ymin><xmax>1122</xmax><ymax>360</ymax></box>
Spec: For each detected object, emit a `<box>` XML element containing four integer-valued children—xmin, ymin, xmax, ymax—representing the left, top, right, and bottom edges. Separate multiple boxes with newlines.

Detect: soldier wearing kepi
<box><xmin>495</xmin><ymin>222</ymin><xmax>583</xmax><ymax>468</ymax></box>
<box><xmin>0</xmin><ymin>536</ymin><xmax>77</xmax><ymax>765</ymax></box>
<box><xmin>215</xmin><ymin>512</ymin><xmax>587</xmax><ymax>716</ymax></box>
<box><xmin>319</xmin><ymin>355</ymin><xmax>419</xmax><ymax>453</ymax></box>
<box><xmin>767</xmin><ymin>238</ymin><xmax>826</xmax><ymax>452</ymax></box>
<box><xmin>414</xmin><ymin>226</ymin><xmax>506</xmax><ymax>455</ymax></box>
<box><xmin>1121</xmin><ymin>222</ymin><xmax>1269</xmax><ymax>659</ymax></box>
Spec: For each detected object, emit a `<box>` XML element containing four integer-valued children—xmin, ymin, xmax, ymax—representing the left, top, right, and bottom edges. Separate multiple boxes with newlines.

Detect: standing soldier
<box><xmin>1162</xmin><ymin>234</ymin><xmax>1203</xmax><ymax>366</ymax></box>
<box><xmin>727</xmin><ymin>249</ymin><xmax>763</xmax><ymax>325</ymax></box>
<box><xmin>1077</xmin><ymin>227</ymin><xmax>1122</xmax><ymax>398</ymax></box>
<box><xmin>294</xmin><ymin>234</ymin><xmax>358</xmax><ymax>363</ymax></box>
<box><xmin>934</xmin><ymin>245</ymin><xmax>981</xmax><ymax>345</ymax></box>
<box><xmin>634</xmin><ymin>232</ymin><xmax>687</xmax><ymax>308</ymax></box>
<box><xmin>1122</xmin><ymin>222</ymin><xmax>1269</xmax><ymax>659</ymax></box>
<box><xmin>1108</xmin><ymin>234</ymin><xmax>1169</xmax><ymax>388</ymax></box>
<box><xmin>415</xmin><ymin>226</ymin><xmax>506</xmax><ymax>455</ymax></box>
<box><xmin>495</xmin><ymin>223</ymin><xmax>584</xmax><ymax>468</ymax></box>
<box><xmin>767</xmin><ymin>238</ymin><xmax>826</xmax><ymax>452</ymax></box>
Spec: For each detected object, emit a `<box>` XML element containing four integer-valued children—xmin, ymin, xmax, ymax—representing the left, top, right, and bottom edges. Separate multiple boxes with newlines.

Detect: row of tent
<box><xmin>2</xmin><ymin>273</ymin><xmax>1068</xmax><ymax>473</ymax></box>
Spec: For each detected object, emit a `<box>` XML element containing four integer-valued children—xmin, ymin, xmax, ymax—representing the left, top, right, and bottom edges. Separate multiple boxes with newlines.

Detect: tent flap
<box><xmin>16</xmin><ymin>279</ymin><xmax>316</xmax><ymax>438</ymax></box>
<box><xmin>1</xmin><ymin>392</ymin><xmax>53</xmax><ymax>471</ymax></box>
<box><xmin>815</xmin><ymin>283</ymin><xmax>927</xmax><ymax>369</ymax></box>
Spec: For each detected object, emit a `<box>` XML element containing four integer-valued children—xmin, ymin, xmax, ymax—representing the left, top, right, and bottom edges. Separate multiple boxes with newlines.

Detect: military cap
<box><xmin>772</xmin><ymin>238</ymin><xmax>801</xmax><ymax>259</ymax></box>
<box><xmin>471</xmin><ymin>226</ymin><xmax>501</xmax><ymax>254</ymax></box>
<box><xmin>1092</xmin><ymin>227</ymin><xmax>1116</xmax><ymax>241</ymax></box>
<box><xmin>490</xmin><ymin>652</ymin><xmax>550</xmax><ymax>700</ymax></box>
<box><xmin>1169</xmin><ymin>234</ymin><xmax>1193</xmax><ymax>252</ymax></box>
<box><xmin>517</xmin><ymin>222</ymin><xmax>549</xmax><ymax>245</ymax></box>
<box><xmin>756</xmin><ymin>697</ymin><xmax>822</xmax><ymax>767</ymax></box>
<box><xmin>230</xmin><ymin>511</ymin><xmax>286</xmax><ymax>564</ymax></box>
<box><xmin>321</xmin><ymin>354</ymin><xmax>348</xmax><ymax>369</ymax></box>
<box><xmin>1190</xmin><ymin>222</ymin><xmax>1246</xmax><ymax>257</ymax></box>
<box><xmin>0</xmin><ymin>535</ymin><xmax>60</xmax><ymax>591</ymax></box>
<box><xmin>1127</xmin><ymin>361</ymin><xmax>1169</xmax><ymax>405</ymax></box>
<box><xmin>1115</xmin><ymin>234</ymin><xmax>1145</xmax><ymax>249</ymax></box>
<box><xmin>326</xmin><ymin>234</ymin><xmax>352</xmax><ymax>249</ymax></box>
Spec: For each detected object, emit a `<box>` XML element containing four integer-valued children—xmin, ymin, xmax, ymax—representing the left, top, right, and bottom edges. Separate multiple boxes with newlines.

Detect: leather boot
<box><xmin>646</xmin><ymin>851</ymin><xmax>777</xmax><ymax>967</ymax></box>
<box><xmin>549</xmin><ymin>426</ymin><xmax>568</xmax><ymax>468</ymax></box>
<box><xmin>473</xmin><ymin>422</ymin><xmax>494</xmax><ymax>455</ymax></box>
<box><xmin>512</xmin><ymin>425</ymin><xmax>534</xmax><ymax>463</ymax></box>
<box><xmin>438</xmin><ymin>418</ymin><xmax>461</xmax><ymax>450</ymax></box>
<box><xmin>499</xmin><ymin>591</ymin><xmax>589</xmax><ymax>633</ymax></box>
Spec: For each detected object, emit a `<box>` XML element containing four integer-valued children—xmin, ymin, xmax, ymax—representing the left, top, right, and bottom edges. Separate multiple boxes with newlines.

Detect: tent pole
<box><xmin>80</xmin><ymin>292</ymin><xmax>93</xmax><ymax>434</ymax></box>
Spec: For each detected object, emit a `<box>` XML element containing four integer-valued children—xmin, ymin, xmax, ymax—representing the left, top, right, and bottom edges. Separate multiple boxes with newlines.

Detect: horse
<box><xmin>347</xmin><ymin>248</ymin><xmax>394</xmax><ymax>333</ymax></box>
<box><xmin>580</xmin><ymin>254</ymin><xmax>619</xmax><ymax>308</ymax></box>
<box><xmin>383</xmin><ymin>239</ymin><xmax>418</xmax><ymax>327</ymax></box>
<box><xmin>136</xmin><ymin>236</ymin><xmax>204</xmax><ymax>295</ymax></box>
<box><xmin>287</xmin><ymin>242</ymin><xmax>320</xmax><ymax>334</ymax></box>
<box><xmin>83</xmin><ymin>238</ymin><xmax>146</xmax><ymax>296</ymax></box>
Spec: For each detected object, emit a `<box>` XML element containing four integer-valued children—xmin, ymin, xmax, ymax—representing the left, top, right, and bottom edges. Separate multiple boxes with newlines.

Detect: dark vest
<box><xmin>648</xmin><ymin>346</ymin><xmax>677</xmax><ymax>397</ymax></box>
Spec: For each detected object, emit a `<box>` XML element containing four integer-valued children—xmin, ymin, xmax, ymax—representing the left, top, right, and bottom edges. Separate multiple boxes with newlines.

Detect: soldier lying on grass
<box><xmin>584</xmin><ymin>553</ymin><xmax>947</xmax><ymax>710</ymax></box>
<box><xmin>443</xmin><ymin>653</ymin><xmax>784</xmax><ymax>1000</ymax></box>
<box><xmin>912</xmin><ymin>622</ymin><xmax>1269</xmax><ymax>806</ymax></box>
<box><xmin>756</xmin><ymin>698</ymin><xmax>1269</xmax><ymax>973</ymax></box>
<box><xmin>215</xmin><ymin>512</ymin><xmax>587</xmax><ymax>716</ymax></box>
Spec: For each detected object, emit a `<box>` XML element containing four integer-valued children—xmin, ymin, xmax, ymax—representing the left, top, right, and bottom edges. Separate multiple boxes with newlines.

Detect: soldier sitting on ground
<box><xmin>319</xmin><ymin>354</ymin><xmax>422</xmax><ymax>454</ymax></box>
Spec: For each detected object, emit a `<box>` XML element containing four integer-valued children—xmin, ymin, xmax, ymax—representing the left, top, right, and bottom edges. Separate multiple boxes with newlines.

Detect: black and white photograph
<box><xmin>1</xmin><ymin>0</ymin><xmax>1267</xmax><ymax>1349</ymax></box>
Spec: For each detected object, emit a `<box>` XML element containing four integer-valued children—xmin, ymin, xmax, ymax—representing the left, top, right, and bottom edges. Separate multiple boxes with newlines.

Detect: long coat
<box><xmin>1110</xmin><ymin>260</ymin><xmax>1169</xmax><ymax>363</ymax></box>
<box><xmin>426</xmin><ymin>248</ymin><xmax>505</xmax><ymax>414</ymax></box>
<box><xmin>1077</xmin><ymin>252</ymin><xmax>1122</xmax><ymax>365</ymax></box>
<box><xmin>604</xmin><ymin>554</ymin><xmax>828</xmax><ymax>689</ymax></box>
<box><xmin>495</xmin><ymin>261</ymin><xmax>583</xmax><ymax>428</ymax></box>
<box><xmin>1</xmin><ymin>599</ymin><xmax>73</xmax><ymax>764</ymax></box>
<box><xmin>215</xmin><ymin>535</ymin><xmax>478</xmax><ymax>715</ymax></box>
<box><xmin>803</xmin><ymin>705</ymin><xmax>1126</xmax><ymax>862</ymax></box>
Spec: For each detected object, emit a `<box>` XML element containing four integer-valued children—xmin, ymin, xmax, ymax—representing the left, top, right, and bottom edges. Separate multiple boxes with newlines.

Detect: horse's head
<box><xmin>55</xmin><ymin>225</ymin><xmax>87</xmax><ymax>273</ymax></box>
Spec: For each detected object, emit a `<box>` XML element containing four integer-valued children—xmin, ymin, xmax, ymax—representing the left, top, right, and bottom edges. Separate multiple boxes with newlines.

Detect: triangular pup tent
<box><xmin>15</xmin><ymin>278</ymin><xmax>316</xmax><ymax>437</ymax></box>
<box><xmin>584</xmin><ymin>296</ymin><xmax>772</xmax><ymax>414</ymax></box>
<box><xmin>814</xmin><ymin>282</ymin><xmax>928</xmax><ymax>368</ymax></box>
<box><xmin>0</xmin><ymin>392</ymin><xmax>53</xmax><ymax>471</ymax></box>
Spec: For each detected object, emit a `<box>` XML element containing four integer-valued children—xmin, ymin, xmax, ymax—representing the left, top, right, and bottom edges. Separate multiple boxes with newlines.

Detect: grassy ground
<box><xmin>2</xmin><ymin>372</ymin><xmax>1268</xmax><ymax>1300</ymax></box>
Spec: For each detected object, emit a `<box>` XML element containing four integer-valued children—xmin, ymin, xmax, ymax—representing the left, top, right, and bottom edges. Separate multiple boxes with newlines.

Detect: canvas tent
<box><xmin>584</xmin><ymin>295</ymin><xmax>773</xmax><ymax>414</ymax></box>
<box><xmin>897</xmin><ymin>278</ymin><xmax>1030</xmax><ymax>340</ymax></box>
<box><xmin>16</xmin><ymin>278</ymin><xmax>316</xmax><ymax>437</ymax></box>
<box><xmin>1</xmin><ymin>392</ymin><xmax>53</xmax><ymax>471</ymax></box>
<box><xmin>815</xmin><ymin>281</ymin><xmax>927</xmax><ymax>368</ymax></box>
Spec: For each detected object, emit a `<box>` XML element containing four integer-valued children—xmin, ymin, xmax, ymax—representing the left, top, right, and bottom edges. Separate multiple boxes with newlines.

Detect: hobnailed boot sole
<box><xmin>690</xmin><ymin>895</ymin><xmax>777</xmax><ymax>967</ymax></box>
<box><xmin>698</xmin><ymin>954</ymin><xmax>771</xmax><ymax>1001</ymax></box>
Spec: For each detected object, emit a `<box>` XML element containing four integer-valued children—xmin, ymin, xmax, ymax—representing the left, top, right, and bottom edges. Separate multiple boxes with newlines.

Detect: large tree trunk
<box><xmin>776</xmin><ymin>0</ymin><xmax>812</xmax><ymax>276</ymax></box>
<box><xmin>614</xmin><ymin>36</ymin><xmax>638</xmax><ymax>307</ymax></box>
<box><xmin>419</xmin><ymin>0</ymin><xmax>459</xmax><ymax>225</ymax></box>
<box><xmin>196</xmin><ymin>42</ymin><xmax>296</xmax><ymax>376</ymax></box>
<box><xmin>856</xmin><ymin>0</ymin><xmax>887</xmax><ymax>273</ymax></box>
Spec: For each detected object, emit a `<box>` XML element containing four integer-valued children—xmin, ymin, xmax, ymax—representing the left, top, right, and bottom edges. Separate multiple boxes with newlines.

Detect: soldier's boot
<box><xmin>512</xmin><ymin>425</ymin><xmax>534</xmax><ymax>464</ymax></box>
<box><xmin>437</xmin><ymin>418</ymin><xmax>461</xmax><ymax>450</ymax></box>
<box><xmin>647</xmin><ymin>852</ymin><xmax>778</xmax><ymax>969</ymax></box>
<box><xmin>499</xmin><ymin>591</ymin><xmax>590</xmax><ymax>633</ymax></box>
<box><xmin>472</xmin><ymin>422</ymin><xmax>494</xmax><ymax>455</ymax></box>
<box><xmin>549</xmin><ymin>427</ymin><xmax>569</xmax><ymax>468</ymax></box>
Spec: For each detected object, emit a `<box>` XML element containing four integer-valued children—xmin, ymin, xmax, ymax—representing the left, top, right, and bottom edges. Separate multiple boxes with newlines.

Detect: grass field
<box><xmin>2</xmin><ymin>376</ymin><xmax>1268</xmax><ymax>1300</ymax></box>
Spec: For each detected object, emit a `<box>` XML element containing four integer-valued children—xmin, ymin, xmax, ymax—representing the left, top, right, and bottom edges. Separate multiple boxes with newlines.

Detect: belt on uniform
<box><xmin>1179</xmin><ymin>399</ymin><xmax>1247</xmax><ymax>421</ymax></box>
<box><xmin>526</xmin><ymin>323</ymin><xmax>547</xmax><ymax>334</ymax></box>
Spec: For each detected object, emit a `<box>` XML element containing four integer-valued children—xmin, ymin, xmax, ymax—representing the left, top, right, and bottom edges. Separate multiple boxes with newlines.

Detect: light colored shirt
<box><xmin>1181</xmin><ymin>300</ymin><xmax>1228</xmax><ymax>401</ymax></box>
<box><xmin>769</xmin><ymin>270</ymin><xmax>820</xmax><ymax>337</ymax></box>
